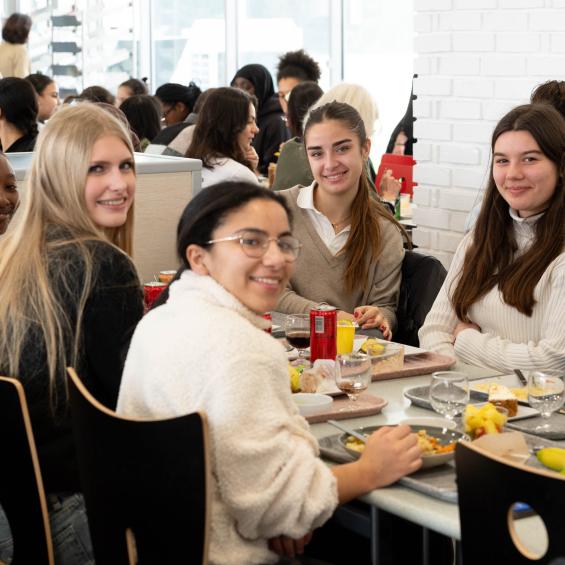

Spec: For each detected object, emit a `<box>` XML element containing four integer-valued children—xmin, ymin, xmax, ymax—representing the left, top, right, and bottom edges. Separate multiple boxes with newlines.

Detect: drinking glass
<box><xmin>429</xmin><ymin>371</ymin><xmax>469</xmax><ymax>421</ymax></box>
<box><xmin>284</xmin><ymin>314</ymin><xmax>310</xmax><ymax>360</ymax></box>
<box><xmin>527</xmin><ymin>371</ymin><xmax>565</xmax><ymax>430</ymax></box>
<box><xmin>335</xmin><ymin>353</ymin><xmax>372</xmax><ymax>401</ymax></box>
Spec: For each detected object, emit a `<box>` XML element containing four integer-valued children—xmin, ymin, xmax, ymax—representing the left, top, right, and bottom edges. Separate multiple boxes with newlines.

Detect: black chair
<box><xmin>394</xmin><ymin>250</ymin><xmax>447</xmax><ymax>347</ymax></box>
<box><xmin>67</xmin><ymin>368</ymin><xmax>211</xmax><ymax>565</ymax></box>
<box><xmin>456</xmin><ymin>441</ymin><xmax>565</xmax><ymax>564</ymax></box>
<box><xmin>0</xmin><ymin>377</ymin><xmax>55</xmax><ymax>565</ymax></box>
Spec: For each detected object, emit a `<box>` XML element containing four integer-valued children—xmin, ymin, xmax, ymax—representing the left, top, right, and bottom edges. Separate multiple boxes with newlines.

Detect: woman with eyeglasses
<box><xmin>117</xmin><ymin>181</ymin><xmax>421</xmax><ymax>565</ymax></box>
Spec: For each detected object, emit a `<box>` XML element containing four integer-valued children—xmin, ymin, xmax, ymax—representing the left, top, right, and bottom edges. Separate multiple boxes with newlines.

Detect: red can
<box><xmin>309</xmin><ymin>305</ymin><xmax>337</xmax><ymax>362</ymax></box>
<box><xmin>262</xmin><ymin>312</ymin><xmax>272</xmax><ymax>334</ymax></box>
<box><xmin>144</xmin><ymin>281</ymin><xmax>167</xmax><ymax>311</ymax></box>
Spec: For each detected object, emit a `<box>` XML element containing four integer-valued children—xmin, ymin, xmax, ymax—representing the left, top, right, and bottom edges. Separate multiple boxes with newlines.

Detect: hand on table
<box><xmin>453</xmin><ymin>320</ymin><xmax>481</xmax><ymax>340</ymax></box>
<box><xmin>268</xmin><ymin>532</ymin><xmax>313</xmax><ymax>558</ymax></box>
<box><xmin>359</xmin><ymin>425</ymin><xmax>422</xmax><ymax>490</ymax></box>
<box><xmin>354</xmin><ymin>306</ymin><xmax>392</xmax><ymax>339</ymax></box>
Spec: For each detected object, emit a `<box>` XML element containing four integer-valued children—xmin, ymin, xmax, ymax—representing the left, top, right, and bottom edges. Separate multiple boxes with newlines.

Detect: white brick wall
<box><xmin>413</xmin><ymin>3</ymin><xmax>565</xmax><ymax>265</ymax></box>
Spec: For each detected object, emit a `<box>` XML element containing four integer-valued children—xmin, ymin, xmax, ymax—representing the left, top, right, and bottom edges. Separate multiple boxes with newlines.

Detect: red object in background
<box><xmin>310</xmin><ymin>305</ymin><xmax>337</xmax><ymax>362</ymax></box>
<box><xmin>262</xmin><ymin>313</ymin><xmax>272</xmax><ymax>334</ymax></box>
<box><xmin>143</xmin><ymin>282</ymin><xmax>166</xmax><ymax>311</ymax></box>
<box><xmin>375</xmin><ymin>154</ymin><xmax>417</xmax><ymax>197</ymax></box>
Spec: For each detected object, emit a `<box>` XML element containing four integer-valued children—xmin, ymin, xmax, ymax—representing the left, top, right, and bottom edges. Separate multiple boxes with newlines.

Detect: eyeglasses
<box><xmin>206</xmin><ymin>230</ymin><xmax>301</xmax><ymax>261</ymax></box>
<box><xmin>161</xmin><ymin>106</ymin><xmax>174</xmax><ymax>121</ymax></box>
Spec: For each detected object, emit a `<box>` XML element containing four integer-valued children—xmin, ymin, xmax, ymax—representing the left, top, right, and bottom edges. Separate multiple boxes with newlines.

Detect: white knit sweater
<box><xmin>419</xmin><ymin>210</ymin><xmax>565</xmax><ymax>373</ymax></box>
<box><xmin>117</xmin><ymin>271</ymin><xmax>338</xmax><ymax>565</ymax></box>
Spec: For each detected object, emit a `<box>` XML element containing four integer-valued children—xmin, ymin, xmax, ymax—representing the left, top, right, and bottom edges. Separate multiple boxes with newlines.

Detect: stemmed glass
<box><xmin>429</xmin><ymin>371</ymin><xmax>469</xmax><ymax>422</ymax></box>
<box><xmin>335</xmin><ymin>353</ymin><xmax>372</xmax><ymax>402</ymax></box>
<box><xmin>283</xmin><ymin>314</ymin><xmax>310</xmax><ymax>360</ymax></box>
<box><xmin>527</xmin><ymin>371</ymin><xmax>565</xmax><ymax>431</ymax></box>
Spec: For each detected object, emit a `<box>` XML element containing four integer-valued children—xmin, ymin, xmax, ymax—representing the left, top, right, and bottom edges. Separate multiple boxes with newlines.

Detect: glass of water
<box><xmin>528</xmin><ymin>372</ymin><xmax>565</xmax><ymax>430</ymax></box>
<box><xmin>429</xmin><ymin>371</ymin><xmax>469</xmax><ymax>421</ymax></box>
<box><xmin>335</xmin><ymin>352</ymin><xmax>372</xmax><ymax>402</ymax></box>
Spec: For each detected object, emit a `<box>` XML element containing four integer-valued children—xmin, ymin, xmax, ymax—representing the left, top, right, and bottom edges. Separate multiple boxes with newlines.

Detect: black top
<box><xmin>152</xmin><ymin>113</ymin><xmax>198</xmax><ymax>147</ymax></box>
<box><xmin>253</xmin><ymin>95</ymin><xmax>289</xmax><ymax>175</ymax></box>
<box><xmin>5</xmin><ymin>235</ymin><xmax>144</xmax><ymax>493</ymax></box>
<box><xmin>5</xmin><ymin>132</ymin><xmax>37</xmax><ymax>152</ymax></box>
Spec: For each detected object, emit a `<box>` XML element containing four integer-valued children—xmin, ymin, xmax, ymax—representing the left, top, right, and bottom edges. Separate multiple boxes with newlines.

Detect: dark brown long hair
<box><xmin>186</xmin><ymin>87</ymin><xmax>256</xmax><ymax>171</ymax></box>
<box><xmin>304</xmin><ymin>101</ymin><xmax>405</xmax><ymax>293</ymax></box>
<box><xmin>452</xmin><ymin>103</ymin><xmax>565</xmax><ymax>319</ymax></box>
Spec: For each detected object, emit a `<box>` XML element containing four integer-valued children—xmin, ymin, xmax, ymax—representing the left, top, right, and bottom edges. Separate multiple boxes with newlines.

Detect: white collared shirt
<box><xmin>296</xmin><ymin>182</ymin><xmax>350</xmax><ymax>256</ymax></box>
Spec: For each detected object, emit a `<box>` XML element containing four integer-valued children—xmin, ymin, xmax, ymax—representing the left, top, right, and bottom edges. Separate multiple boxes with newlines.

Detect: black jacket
<box><xmin>6</xmin><ymin>237</ymin><xmax>143</xmax><ymax>493</ymax></box>
<box><xmin>254</xmin><ymin>95</ymin><xmax>289</xmax><ymax>175</ymax></box>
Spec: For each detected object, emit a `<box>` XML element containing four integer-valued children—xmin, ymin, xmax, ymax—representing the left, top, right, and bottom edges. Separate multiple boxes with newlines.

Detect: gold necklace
<box><xmin>330</xmin><ymin>216</ymin><xmax>351</xmax><ymax>231</ymax></box>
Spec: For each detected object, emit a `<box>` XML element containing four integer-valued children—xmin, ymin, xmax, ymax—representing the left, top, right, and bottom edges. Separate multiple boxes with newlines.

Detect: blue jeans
<box><xmin>0</xmin><ymin>492</ymin><xmax>94</xmax><ymax>564</ymax></box>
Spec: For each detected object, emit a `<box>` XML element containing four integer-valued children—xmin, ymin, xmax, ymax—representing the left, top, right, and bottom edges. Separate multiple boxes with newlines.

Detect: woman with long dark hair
<box><xmin>119</xmin><ymin>94</ymin><xmax>161</xmax><ymax>151</ymax></box>
<box><xmin>25</xmin><ymin>73</ymin><xmax>60</xmax><ymax>122</ymax></box>
<box><xmin>277</xmin><ymin>101</ymin><xmax>406</xmax><ymax>337</ymax></box>
<box><xmin>420</xmin><ymin>103</ymin><xmax>565</xmax><ymax>373</ymax></box>
<box><xmin>0</xmin><ymin>77</ymin><xmax>38</xmax><ymax>151</ymax></box>
<box><xmin>186</xmin><ymin>86</ymin><xmax>260</xmax><ymax>191</ymax></box>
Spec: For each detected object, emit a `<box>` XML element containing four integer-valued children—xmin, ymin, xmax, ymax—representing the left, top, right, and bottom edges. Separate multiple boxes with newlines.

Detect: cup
<box><xmin>336</xmin><ymin>320</ymin><xmax>355</xmax><ymax>354</ymax></box>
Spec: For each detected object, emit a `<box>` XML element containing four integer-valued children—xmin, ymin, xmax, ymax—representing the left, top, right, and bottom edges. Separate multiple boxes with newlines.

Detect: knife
<box><xmin>514</xmin><ymin>369</ymin><xmax>528</xmax><ymax>387</ymax></box>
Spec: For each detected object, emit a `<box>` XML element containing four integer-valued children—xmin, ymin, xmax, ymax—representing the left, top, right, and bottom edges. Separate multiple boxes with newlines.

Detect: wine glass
<box><xmin>527</xmin><ymin>371</ymin><xmax>565</xmax><ymax>431</ymax></box>
<box><xmin>335</xmin><ymin>353</ymin><xmax>372</xmax><ymax>401</ymax></box>
<box><xmin>429</xmin><ymin>371</ymin><xmax>469</xmax><ymax>422</ymax></box>
<box><xmin>284</xmin><ymin>314</ymin><xmax>310</xmax><ymax>360</ymax></box>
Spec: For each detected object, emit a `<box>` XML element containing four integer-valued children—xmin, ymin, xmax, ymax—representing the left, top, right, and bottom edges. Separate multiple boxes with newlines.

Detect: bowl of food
<box><xmin>464</xmin><ymin>402</ymin><xmax>508</xmax><ymax>439</ymax></box>
<box><xmin>360</xmin><ymin>339</ymin><xmax>405</xmax><ymax>375</ymax></box>
<box><xmin>338</xmin><ymin>424</ymin><xmax>466</xmax><ymax>469</ymax></box>
<box><xmin>292</xmin><ymin>393</ymin><xmax>333</xmax><ymax>416</ymax></box>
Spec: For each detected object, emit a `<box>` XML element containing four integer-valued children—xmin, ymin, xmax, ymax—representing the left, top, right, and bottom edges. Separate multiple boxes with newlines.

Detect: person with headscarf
<box><xmin>231</xmin><ymin>64</ymin><xmax>289</xmax><ymax>175</ymax></box>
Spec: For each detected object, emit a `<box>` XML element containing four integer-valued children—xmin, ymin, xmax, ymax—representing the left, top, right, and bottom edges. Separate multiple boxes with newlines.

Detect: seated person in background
<box><xmin>0</xmin><ymin>153</ymin><xmax>18</xmax><ymax>234</ymax></box>
<box><xmin>276</xmin><ymin>49</ymin><xmax>321</xmax><ymax>114</ymax></box>
<box><xmin>25</xmin><ymin>73</ymin><xmax>60</xmax><ymax>123</ymax></box>
<box><xmin>0</xmin><ymin>13</ymin><xmax>32</xmax><ymax>78</ymax></box>
<box><xmin>79</xmin><ymin>85</ymin><xmax>115</xmax><ymax>105</ymax></box>
<box><xmin>273</xmin><ymin>81</ymin><xmax>323</xmax><ymax>191</ymax></box>
<box><xmin>276</xmin><ymin>102</ymin><xmax>406</xmax><ymax>338</ymax></box>
<box><xmin>167</xmin><ymin>87</ymin><xmax>216</xmax><ymax>156</ymax></box>
<box><xmin>0</xmin><ymin>77</ymin><xmax>38</xmax><ymax>152</ymax></box>
<box><xmin>115</xmin><ymin>77</ymin><xmax>148</xmax><ymax>107</ymax></box>
<box><xmin>420</xmin><ymin>103</ymin><xmax>565</xmax><ymax>374</ymax></box>
<box><xmin>120</xmin><ymin>94</ymin><xmax>161</xmax><ymax>151</ymax></box>
<box><xmin>152</xmin><ymin>81</ymin><xmax>201</xmax><ymax>147</ymax></box>
<box><xmin>117</xmin><ymin>181</ymin><xmax>421</xmax><ymax>565</ymax></box>
<box><xmin>0</xmin><ymin>103</ymin><xmax>143</xmax><ymax>564</ymax></box>
<box><xmin>186</xmin><ymin>87</ymin><xmax>260</xmax><ymax>191</ymax></box>
<box><xmin>231</xmin><ymin>63</ymin><xmax>289</xmax><ymax>175</ymax></box>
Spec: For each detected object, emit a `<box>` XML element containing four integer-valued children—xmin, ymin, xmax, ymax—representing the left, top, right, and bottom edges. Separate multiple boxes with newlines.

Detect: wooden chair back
<box><xmin>0</xmin><ymin>377</ymin><xmax>54</xmax><ymax>565</ymax></box>
<box><xmin>456</xmin><ymin>440</ymin><xmax>565</xmax><ymax>564</ymax></box>
<box><xmin>67</xmin><ymin>368</ymin><xmax>211</xmax><ymax>565</ymax></box>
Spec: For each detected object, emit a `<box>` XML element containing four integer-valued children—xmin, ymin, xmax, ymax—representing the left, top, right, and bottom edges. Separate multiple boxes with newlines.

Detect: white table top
<box><xmin>309</xmin><ymin>365</ymin><xmax>504</xmax><ymax>540</ymax></box>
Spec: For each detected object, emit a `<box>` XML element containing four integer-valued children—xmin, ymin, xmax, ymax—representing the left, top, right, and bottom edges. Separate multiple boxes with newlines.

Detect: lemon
<box><xmin>361</xmin><ymin>338</ymin><xmax>385</xmax><ymax>355</ymax></box>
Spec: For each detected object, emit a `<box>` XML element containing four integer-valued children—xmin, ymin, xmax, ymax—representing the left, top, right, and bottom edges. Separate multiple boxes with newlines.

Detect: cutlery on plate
<box><xmin>514</xmin><ymin>369</ymin><xmax>528</xmax><ymax>387</ymax></box>
<box><xmin>327</xmin><ymin>419</ymin><xmax>367</xmax><ymax>443</ymax></box>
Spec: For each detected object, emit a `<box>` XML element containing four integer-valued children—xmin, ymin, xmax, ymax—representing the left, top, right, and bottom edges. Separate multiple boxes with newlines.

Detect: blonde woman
<box><xmin>0</xmin><ymin>103</ymin><xmax>143</xmax><ymax>564</ymax></box>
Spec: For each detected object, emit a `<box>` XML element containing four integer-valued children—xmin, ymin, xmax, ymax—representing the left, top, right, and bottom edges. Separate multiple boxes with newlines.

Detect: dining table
<box><xmin>307</xmin><ymin>363</ymin><xmax>561</xmax><ymax>565</ymax></box>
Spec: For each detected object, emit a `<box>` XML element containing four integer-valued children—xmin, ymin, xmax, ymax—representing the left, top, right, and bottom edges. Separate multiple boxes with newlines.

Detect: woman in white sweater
<box><xmin>117</xmin><ymin>182</ymin><xmax>421</xmax><ymax>565</ymax></box>
<box><xmin>420</xmin><ymin>103</ymin><xmax>565</xmax><ymax>373</ymax></box>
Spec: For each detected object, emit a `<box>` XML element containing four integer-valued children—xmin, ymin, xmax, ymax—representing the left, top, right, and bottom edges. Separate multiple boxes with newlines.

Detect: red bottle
<box><xmin>309</xmin><ymin>305</ymin><xmax>337</xmax><ymax>362</ymax></box>
<box><xmin>262</xmin><ymin>312</ymin><xmax>272</xmax><ymax>334</ymax></box>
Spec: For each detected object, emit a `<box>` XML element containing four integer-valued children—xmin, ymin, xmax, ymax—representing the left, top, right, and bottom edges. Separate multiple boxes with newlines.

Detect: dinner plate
<box><xmin>474</xmin><ymin>402</ymin><xmax>539</xmax><ymax>421</ymax></box>
<box><xmin>469</xmin><ymin>374</ymin><xmax>528</xmax><ymax>404</ymax></box>
<box><xmin>338</xmin><ymin>424</ymin><xmax>467</xmax><ymax>469</ymax></box>
<box><xmin>354</xmin><ymin>336</ymin><xmax>426</xmax><ymax>357</ymax></box>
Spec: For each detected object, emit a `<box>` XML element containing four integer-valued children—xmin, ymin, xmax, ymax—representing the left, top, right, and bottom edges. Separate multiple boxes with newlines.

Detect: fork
<box><xmin>327</xmin><ymin>419</ymin><xmax>367</xmax><ymax>443</ymax></box>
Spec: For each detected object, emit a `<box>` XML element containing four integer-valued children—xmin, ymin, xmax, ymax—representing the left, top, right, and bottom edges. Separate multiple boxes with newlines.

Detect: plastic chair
<box><xmin>67</xmin><ymin>368</ymin><xmax>211</xmax><ymax>565</ymax></box>
<box><xmin>0</xmin><ymin>377</ymin><xmax>55</xmax><ymax>565</ymax></box>
<box><xmin>456</xmin><ymin>441</ymin><xmax>565</xmax><ymax>564</ymax></box>
<box><xmin>394</xmin><ymin>251</ymin><xmax>447</xmax><ymax>347</ymax></box>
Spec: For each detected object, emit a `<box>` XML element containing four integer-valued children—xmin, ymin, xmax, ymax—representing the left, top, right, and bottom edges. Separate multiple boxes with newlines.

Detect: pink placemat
<box><xmin>372</xmin><ymin>352</ymin><xmax>456</xmax><ymax>382</ymax></box>
<box><xmin>305</xmin><ymin>394</ymin><xmax>388</xmax><ymax>424</ymax></box>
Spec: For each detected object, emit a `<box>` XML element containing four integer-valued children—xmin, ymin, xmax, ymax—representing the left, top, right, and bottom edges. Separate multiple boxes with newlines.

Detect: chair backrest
<box><xmin>67</xmin><ymin>368</ymin><xmax>211</xmax><ymax>565</ymax></box>
<box><xmin>394</xmin><ymin>250</ymin><xmax>447</xmax><ymax>346</ymax></box>
<box><xmin>0</xmin><ymin>377</ymin><xmax>55</xmax><ymax>565</ymax></box>
<box><xmin>456</xmin><ymin>441</ymin><xmax>565</xmax><ymax>564</ymax></box>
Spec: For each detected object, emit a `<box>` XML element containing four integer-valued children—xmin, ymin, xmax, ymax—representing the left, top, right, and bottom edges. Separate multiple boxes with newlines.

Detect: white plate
<box><xmin>474</xmin><ymin>402</ymin><xmax>539</xmax><ymax>421</ymax></box>
<box><xmin>469</xmin><ymin>374</ymin><xmax>528</xmax><ymax>403</ymax></box>
<box><xmin>353</xmin><ymin>336</ymin><xmax>426</xmax><ymax>357</ymax></box>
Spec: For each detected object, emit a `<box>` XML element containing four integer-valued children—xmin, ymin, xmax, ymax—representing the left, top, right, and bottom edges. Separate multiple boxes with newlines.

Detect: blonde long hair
<box><xmin>0</xmin><ymin>103</ymin><xmax>135</xmax><ymax>406</ymax></box>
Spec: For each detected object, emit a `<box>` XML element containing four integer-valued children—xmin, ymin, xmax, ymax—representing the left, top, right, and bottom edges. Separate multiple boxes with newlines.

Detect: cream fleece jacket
<box><xmin>117</xmin><ymin>270</ymin><xmax>338</xmax><ymax>565</ymax></box>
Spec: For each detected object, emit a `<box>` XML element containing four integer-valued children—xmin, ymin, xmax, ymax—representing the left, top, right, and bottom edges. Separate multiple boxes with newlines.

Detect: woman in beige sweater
<box><xmin>276</xmin><ymin>101</ymin><xmax>405</xmax><ymax>337</ymax></box>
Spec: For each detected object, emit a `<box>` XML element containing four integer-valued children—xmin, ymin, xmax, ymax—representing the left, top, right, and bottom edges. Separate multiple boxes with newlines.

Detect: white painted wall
<box><xmin>412</xmin><ymin>0</ymin><xmax>565</xmax><ymax>267</ymax></box>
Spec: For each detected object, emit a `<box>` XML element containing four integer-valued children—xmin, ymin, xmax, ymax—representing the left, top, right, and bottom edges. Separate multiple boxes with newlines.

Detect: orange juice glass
<box><xmin>336</xmin><ymin>320</ymin><xmax>355</xmax><ymax>354</ymax></box>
